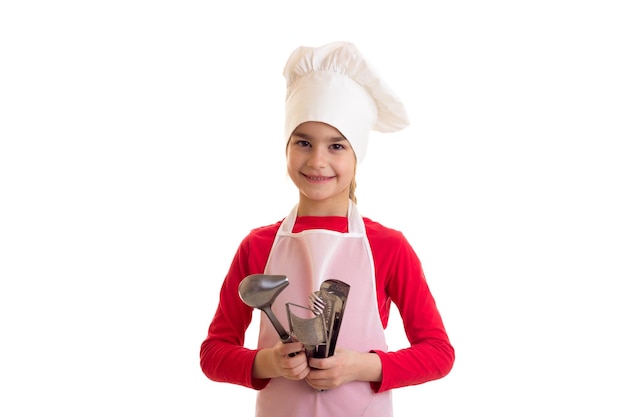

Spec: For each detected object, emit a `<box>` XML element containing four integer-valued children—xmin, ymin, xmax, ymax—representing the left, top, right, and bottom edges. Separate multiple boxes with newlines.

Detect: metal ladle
<box><xmin>238</xmin><ymin>274</ymin><xmax>293</xmax><ymax>343</ymax></box>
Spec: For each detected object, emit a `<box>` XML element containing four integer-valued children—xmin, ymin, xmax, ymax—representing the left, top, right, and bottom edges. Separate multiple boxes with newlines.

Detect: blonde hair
<box><xmin>349</xmin><ymin>172</ymin><xmax>357</xmax><ymax>204</ymax></box>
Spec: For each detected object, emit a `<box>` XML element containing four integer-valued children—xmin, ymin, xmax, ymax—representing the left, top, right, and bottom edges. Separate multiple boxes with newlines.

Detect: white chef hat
<box><xmin>283</xmin><ymin>41</ymin><xmax>410</xmax><ymax>164</ymax></box>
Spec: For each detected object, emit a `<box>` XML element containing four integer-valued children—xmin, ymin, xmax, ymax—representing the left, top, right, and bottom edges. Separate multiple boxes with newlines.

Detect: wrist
<box><xmin>354</xmin><ymin>351</ymin><xmax>382</xmax><ymax>383</ymax></box>
<box><xmin>252</xmin><ymin>348</ymin><xmax>279</xmax><ymax>379</ymax></box>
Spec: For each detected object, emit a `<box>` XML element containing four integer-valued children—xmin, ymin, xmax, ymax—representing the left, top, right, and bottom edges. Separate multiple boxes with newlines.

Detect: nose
<box><xmin>307</xmin><ymin>147</ymin><xmax>327</xmax><ymax>168</ymax></box>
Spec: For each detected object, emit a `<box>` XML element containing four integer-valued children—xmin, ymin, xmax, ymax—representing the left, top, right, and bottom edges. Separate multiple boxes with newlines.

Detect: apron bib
<box><xmin>255</xmin><ymin>202</ymin><xmax>392</xmax><ymax>417</ymax></box>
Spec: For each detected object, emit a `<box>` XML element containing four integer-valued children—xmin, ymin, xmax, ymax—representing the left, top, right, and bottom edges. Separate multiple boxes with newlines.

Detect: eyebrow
<box><xmin>291</xmin><ymin>131</ymin><xmax>347</xmax><ymax>142</ymax></box>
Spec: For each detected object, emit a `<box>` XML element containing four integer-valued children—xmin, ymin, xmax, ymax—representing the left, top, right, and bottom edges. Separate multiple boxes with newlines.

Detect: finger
<box><xmin>308</xmin><ymin>356</ymin><xmax>330</xmax><ymax>370</ymax></box>
<box><xmin>286</xmin><ymin>345</ymin><xmax>305</xmax><ymax>358</ymax></box>
<box><xmin>285</xmin><ymin>341</ymin><xmax>304</xmax><ymax>352</ymax></box>
<box><xmin>284</xmin><ymin>359</ymin><xmax>310</xmax><ymax>380</ymax></box>
<box><xmin>305</xmin><ymin>375</ymin><xmax>326</xmax><ymax>391</ymax></box>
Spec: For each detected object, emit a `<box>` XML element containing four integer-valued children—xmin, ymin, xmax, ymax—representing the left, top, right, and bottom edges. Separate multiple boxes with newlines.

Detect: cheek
<box><xmin>339</xmin><ymin>158</ymin><xmax>356</xmax><ymax>177</ymax></box>
<box><xmin>286</xmin><ymin>156</ymin><xmax>299</xmax><ymax>177</ymax></box>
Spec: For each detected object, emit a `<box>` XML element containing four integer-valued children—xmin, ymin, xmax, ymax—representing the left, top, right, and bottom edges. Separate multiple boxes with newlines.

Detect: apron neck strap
<box><xmin>281</xmin><ymin>201</ymin><xmax>364</xmax><ymax>234</ymax></box>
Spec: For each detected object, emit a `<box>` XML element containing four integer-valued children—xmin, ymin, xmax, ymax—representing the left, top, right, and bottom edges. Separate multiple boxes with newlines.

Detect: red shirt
<box><xmin>200</xmin><ymin>215</ymin><xmax>454</xmax><ymax>392</ymax></box>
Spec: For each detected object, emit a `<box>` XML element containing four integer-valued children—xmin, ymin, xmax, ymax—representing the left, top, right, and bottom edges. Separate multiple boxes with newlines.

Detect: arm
<box><xmin>370</xmin><ymin>228</ymin><xmax>455</xmax><ymax>392</ymax></box>
<box><xmin>199</xmin><ymin>225</ymin><xmax>289</xmax><ymax>389</ymax></box>
<box><xmin>304</xmin><ymin>227</ymin><xmax>454</xmax><ymax>392</ymax></box>
<box><xmin>199</xmin><ymin>237</ymin><xmax>265</xmax><ymax>388</ymax></box>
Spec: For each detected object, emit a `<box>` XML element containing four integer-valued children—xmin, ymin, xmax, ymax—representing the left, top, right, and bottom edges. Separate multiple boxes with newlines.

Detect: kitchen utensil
<box><xmin>238</xmin><ymin>274</ymin><xmax>293</xmax><ymax>343</ymax></box>
<box><xmin>309</xmin><ymin>292</ymin><xmax>325</xmax><ymax>316</ymax></box>
<box><xmin>308</xmin><ymin>290</ymin><xmax>339</xmax><ymax>357</ymax></box>
<box><xmin>320</xmin><ymin>279</ymin><xmax>350</xmax><ymax>356</ymax></box>
<box><xmin>286</xmin><ymin>303</ymin><xmax>328</xmax><ymax>356</ymax></box>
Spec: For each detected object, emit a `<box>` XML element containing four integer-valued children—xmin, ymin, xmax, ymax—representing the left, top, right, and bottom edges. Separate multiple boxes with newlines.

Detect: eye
<box><xmin>330</xmin><ymin>143</ymin><xmax>346</xmax><ymax>150</ymax></box>
<box><xmin>294</xmin><ymin>140</ymin><xmax>311</xmax><ymax>147</ymax></box>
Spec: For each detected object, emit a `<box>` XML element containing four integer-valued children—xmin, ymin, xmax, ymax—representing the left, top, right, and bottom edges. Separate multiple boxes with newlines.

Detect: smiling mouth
<box><xmin>303</xmin><ymin>173</ymin><xmax>334</xmax><ymax>181</ymax></box>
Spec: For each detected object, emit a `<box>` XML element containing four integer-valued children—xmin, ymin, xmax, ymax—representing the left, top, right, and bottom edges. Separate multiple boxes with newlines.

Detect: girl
<box><xmin>200</xmin><ymin>41</ymin><xmax>454</xmax><ymax>417</ymax></box>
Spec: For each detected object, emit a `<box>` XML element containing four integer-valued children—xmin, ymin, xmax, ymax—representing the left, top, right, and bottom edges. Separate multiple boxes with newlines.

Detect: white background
<box><xmin>1</xmin><ymin>1</ymin><xmax>625</xmax><ymax>416</ymax></box>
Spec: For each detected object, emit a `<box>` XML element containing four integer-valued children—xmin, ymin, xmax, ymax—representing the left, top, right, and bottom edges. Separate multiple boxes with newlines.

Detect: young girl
<box><xmin>200</xmin><ymin>41</ymin><xmax>454</xmax><ymax>417</ymax></box>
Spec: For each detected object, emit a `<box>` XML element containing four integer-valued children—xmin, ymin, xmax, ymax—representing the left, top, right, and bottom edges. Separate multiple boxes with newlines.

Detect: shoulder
<box><xmin>362</xmin><ymin>217</ymin><xmax>419</xmax><ymax>261</ymax></box>
<box><xmin>363</xmin><ymin>217</ymin><xmax>407</xmax><ymax>243</ymax></box>
<box><xmin>241</xmin><ymin>220</ymin><xmax>283</xmax><ymax>247</ymax></box>
<box><xmin>232</xmin><ymin>220</ymin><xmax>283</xmax><ymax>273</ymax></box>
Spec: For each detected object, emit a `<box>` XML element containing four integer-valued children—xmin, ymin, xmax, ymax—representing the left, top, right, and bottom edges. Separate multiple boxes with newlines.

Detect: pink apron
<box><xmin>255</xmin><ymin>202</ymin><xmax>392</xmax><ymax>417</ymax></box>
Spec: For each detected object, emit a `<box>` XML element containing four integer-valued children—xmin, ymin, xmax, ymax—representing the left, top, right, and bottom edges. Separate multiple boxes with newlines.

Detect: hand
<box><xmin>304</xmin><ymin>348</ymin><xmax>356</xmax><ymax>390</ymax></box>
<box><xmin>304</xmin><ymin>349</ymin><xmax>383</xmax><ymax>390</ymax></box>
<box><xmin>255</xmin><ymin>340</ymin><xmax>310</xmax><ymax>381</ymax></box>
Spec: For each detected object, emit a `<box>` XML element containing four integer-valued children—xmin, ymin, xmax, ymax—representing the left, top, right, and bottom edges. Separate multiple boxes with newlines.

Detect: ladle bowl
<box><xmin>238</xmin><ymin>274</ymin><xmax>292</xmax><ymax>342</ymax></box>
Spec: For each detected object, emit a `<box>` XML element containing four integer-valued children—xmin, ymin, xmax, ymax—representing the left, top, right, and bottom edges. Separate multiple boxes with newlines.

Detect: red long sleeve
<box><xmin>199</xmin><ymin>216</ymin><xmax>454</xmax><ymax>391</ymax></box>
<box><xmin>366</xmin><ymin>220</ymin><xmax>455</xmax><ymax>391</ymax></box>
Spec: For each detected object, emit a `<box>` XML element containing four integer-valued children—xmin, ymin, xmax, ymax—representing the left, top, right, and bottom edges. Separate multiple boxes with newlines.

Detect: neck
<box><xmin>297</xmin><ymin>196</ymin><xmax>350</xmax><ymax>217</ymax></box>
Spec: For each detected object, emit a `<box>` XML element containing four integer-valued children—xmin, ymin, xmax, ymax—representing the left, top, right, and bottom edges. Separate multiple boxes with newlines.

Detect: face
<box><xmin>286</xmin><ymin>121</ymin><xmax>356</xmax><ymax>216</ymax></box>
